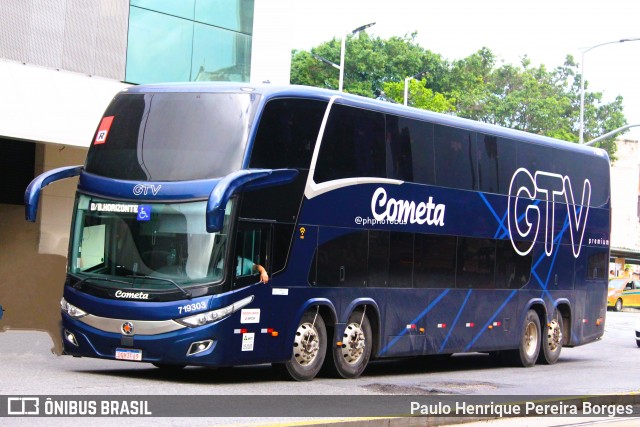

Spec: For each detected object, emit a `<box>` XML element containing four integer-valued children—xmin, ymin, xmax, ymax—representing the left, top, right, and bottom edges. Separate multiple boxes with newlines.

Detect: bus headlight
<box><xmin>60</xmin><ymin>298</ymin><xmax>88</xmax><ymax>319</ymax></box>
<box><xmin>177</xmin><ymin>295</ymin><xmax>254</xmax><ymax>327</ymax></box>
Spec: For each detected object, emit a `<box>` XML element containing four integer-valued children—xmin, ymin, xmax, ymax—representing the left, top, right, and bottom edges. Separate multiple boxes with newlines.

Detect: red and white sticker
<box><xmin>94</xmin><ymin>116</ymin><xmax>114</xmax><ymax>145</ymax></box>
<box><xmin>240</xmin><ymin>308</ymin><xmax>260</xmax><ymax>324</ymax></box>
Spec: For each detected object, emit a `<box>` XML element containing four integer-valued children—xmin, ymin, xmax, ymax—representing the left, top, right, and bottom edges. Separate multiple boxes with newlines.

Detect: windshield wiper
<box><xmin>129</xmin><ymin>275</ymin><xmax>192</xmax><ymax>299</ymax></box>
<box><xmin>70</xmin><ymin>274</ymin><xmax>131</xmax><ymax>289</ymax></box>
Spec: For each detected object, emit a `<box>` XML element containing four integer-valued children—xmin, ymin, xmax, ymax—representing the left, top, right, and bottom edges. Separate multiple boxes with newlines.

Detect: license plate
<box><xmin>115</xmin><ymin>348</ymin><xmax>142</xmax><ymax>361</ymax></box>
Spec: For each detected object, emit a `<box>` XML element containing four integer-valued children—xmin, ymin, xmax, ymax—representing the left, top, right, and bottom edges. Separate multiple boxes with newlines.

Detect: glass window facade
<box><xmin>126</xmin><ymin>0</ymin><xmax>254</xmax><ymax>84</ymax></box>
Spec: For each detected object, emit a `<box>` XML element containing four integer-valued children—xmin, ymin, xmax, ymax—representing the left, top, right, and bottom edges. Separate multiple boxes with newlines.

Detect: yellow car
<box><xmin>608</xmin><ymin>278</ymin><xmax>640</xmax><ymax>311</ymax></box>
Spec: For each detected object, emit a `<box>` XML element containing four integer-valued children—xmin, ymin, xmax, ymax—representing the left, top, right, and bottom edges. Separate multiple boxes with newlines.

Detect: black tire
<box><xmin>278</xmin><ymin>310</ymin><xmax>327</xmax><ymax>381</ymax></box>
<box><xmin>537</xmin><ymin>312</ymin><xmax>563</xmax><ymax>365</ymax></box>
<box><xmin>636</xmin><ymin>340</ymin><xmax>640</xmax><ymax>348</ymax></box>
<box><xmin>615</xmin><ymin>299</ymin><xmax>623</xmax><ymax>312</ymax></box>
<box><xmin>329</xmin><ymin>310</ymin><xmax>372</xmax><ymax>379</ymax></box>
<box><xmin>506</xmin><ymin>309</ymin><xmax>541</xmax><ymax>367</ymax></box>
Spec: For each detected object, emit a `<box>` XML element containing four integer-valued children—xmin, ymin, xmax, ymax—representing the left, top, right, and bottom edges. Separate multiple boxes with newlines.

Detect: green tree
<box><xmin>291</xmin><ymin>32</ymin><xmax>448</xmax><ymax>97</ymax></box>
<box><xmin>381</xmin><ymin>78</ymin><xmax>456</xmax><ymax>113</ymax></box>
<box><xmin>290</xmin><ymin>34</ymin><xmax>628</xmax><ymax>159</ymax></box>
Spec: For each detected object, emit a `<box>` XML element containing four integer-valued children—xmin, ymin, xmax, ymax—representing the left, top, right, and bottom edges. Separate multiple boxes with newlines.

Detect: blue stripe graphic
<box><xmin>379</xmin><ymin>289</ymin><xmax>450</xmax><ymax>356</ymax></box>
<box><xmin>464</xmin><ymin>289</ymin><xmax>518</xmax><ymax>352</ymax></box>
<box><xmin>439</xmin><ymin>289</ymin><xmax>472</xmax><ymax>353</ymax></box>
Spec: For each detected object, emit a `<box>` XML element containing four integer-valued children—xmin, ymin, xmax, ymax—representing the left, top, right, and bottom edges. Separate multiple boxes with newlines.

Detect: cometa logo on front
<box><xmin>115</xmin><ymin>290</ymin><xmax>150</xmax><ymax>300</ymax></box>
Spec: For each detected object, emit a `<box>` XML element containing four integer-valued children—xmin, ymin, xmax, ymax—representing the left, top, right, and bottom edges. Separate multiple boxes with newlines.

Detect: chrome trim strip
<box><xmin>78</xmin><ymin>314</ymin><xmax>186</xmax><ymax>335</ymax></box>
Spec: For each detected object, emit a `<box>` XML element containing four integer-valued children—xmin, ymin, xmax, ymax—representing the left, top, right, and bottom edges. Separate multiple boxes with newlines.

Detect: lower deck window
<box><xmin>309</xmin><ymin>230</ymin><xmax>533</xmax><ymax>289</ymax></box>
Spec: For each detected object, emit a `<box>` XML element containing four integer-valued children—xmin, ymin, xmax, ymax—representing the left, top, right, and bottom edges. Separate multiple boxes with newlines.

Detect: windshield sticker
<box><xmin>137</xmin><ymin>205</ymin><xmax>151</xmax><ymax>221</ymax></box>
<box><xmin>90</xmin><ymin>202</ymin><xmax>138</xmax><ymax>213</ymax></box>
<box><xmin>94</xmin><ymin>116</ymin><xmax>114</xmax><ymax>145</ymax></box>
<box><xmin>241</xmin><ymin>333</ymin><xmax>255</xmax><ymax>351</ymax></box>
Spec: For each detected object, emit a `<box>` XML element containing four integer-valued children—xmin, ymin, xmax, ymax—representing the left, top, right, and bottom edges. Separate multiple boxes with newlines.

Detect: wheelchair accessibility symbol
<box><xmin>137</xmin><ymin>205</ymin><xmax>151</xmax><ymax>221</ymax></box>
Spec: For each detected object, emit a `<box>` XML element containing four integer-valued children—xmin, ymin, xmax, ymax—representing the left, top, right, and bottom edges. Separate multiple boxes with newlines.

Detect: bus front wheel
<box><xmin>507</xmin><ymin>309</ymin><xmax>541</xmax><ymax>367</ymax></box>
<box><xmin>278</xmin><ymin>310</ymin><xmax>327</xmax><ymax>381</ymax></box>
<box><xmin>330</xmin><ymin>309</ymin><xmax>372</xmax><ymax>379</ymax></box>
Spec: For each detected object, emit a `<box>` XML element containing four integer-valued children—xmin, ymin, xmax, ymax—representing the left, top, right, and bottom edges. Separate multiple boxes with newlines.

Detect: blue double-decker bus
<box><xmin>25</xmin><ymin>83</ymin><xmax>610</xmax><ymax>381</ymax></box>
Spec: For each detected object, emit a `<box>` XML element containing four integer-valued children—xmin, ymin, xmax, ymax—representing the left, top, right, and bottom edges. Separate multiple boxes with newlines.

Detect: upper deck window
<box><xmin>250</xmin><ymin>98</ymin><xmax>328</xmax><ymax>169</ymax></box>
<box><xmin>85</xmin><ymin>92</ymin><xmax>258</xmax><ymax>181</ymax></box>
<box><xmin>314</xmin><ymin>104</ymin><xmax>386</xmax><ymax>182</ymax></box>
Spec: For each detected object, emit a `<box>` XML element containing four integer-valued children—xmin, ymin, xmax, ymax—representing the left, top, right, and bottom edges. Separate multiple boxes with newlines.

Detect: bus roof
<box><xmin>121</xmin><ymin>82</ymin><xmax>609</xmax><ymax>161</ymax></box>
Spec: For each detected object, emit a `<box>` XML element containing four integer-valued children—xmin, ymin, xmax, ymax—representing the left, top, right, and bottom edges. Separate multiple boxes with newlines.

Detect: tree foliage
<box><xmin>290</xmin><ymin>33</ymin><xmax>628</xmax><ymax>159</ymax></box>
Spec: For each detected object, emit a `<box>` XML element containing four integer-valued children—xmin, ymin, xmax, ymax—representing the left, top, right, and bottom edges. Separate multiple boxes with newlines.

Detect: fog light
<box><xmin>187</xmin><ymin>339</ymin><xmax>213</xmax><ymax>356</ymax></box>
<box><xmin>64</xmin><ymin>329</ymin><xmax>79</xmax><ymax>347</ymax></box>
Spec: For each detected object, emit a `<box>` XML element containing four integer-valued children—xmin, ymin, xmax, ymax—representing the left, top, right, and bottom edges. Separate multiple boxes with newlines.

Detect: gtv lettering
<box><xmin>371</xmin><ymin>187</ymin><xmax>445</xmax><ymax>226</ymax></box>
<box><xmin>508</xmin><ymin>168</ymin><xmax>591</xmax><ymax>258</ymax></box>
<box><xmin>133</xmin><ymin>184</ymin><xmax>161</xmax><ymax>196</ymax></box>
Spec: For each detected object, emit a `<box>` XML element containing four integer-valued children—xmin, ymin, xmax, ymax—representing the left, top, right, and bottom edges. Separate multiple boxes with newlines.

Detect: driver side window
<box><xmin>233</xmin><ymin>221</ymin><xmax>272</xmax><ymax>288</ymax></box>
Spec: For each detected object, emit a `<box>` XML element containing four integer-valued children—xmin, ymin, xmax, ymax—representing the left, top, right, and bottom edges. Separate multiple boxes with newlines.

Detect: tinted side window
<box><xmin>554</xmin><ymin>150</ymin><xmax>610</xmax><ymax>208</ymax></box>
<box><xmin>250</xmin><ymin>98</ymin><xmax>328</xmax><ymax>169</ymax></box>
<box><xmin>271</xmin><ymin>224</ymin><xmax>294</xmax><ymax>274</ymax></box>
<box><xmin>495</xmin><ymin>240</ymin><xmax>531</xmax><ymax>289</ymax></box>
<box><xmin>517</xmin><ymin>143</ymin><xmax>551</xmax><ymax>191</ymax></box>
<box><xmin>234</xmin><ymin>221</ymin><xmax>272</xmax><ymax>289</ymax></box>
<box><xmin>477</xmin><ymin>135</ymin><xmax>518</xmax><ymax>195</ymax></box>
<box><xmin>414</xmin><ymin>234</ymin><xmax>457</xmax><ymax>288</ymax></box>
<box><xmin>518</xmin><ymin>144</ymin><xmax>610</xmax><ymax>208</ymax></box>
<box><xmin>389</xmin><ymin>232</ymin><xmax>414</xmax><ymax>288</ymax></box>
<box><xmin>85</xmin><ymin>93</ymin><xmax>148</xmax><ymax>180</ymax></box>
<box><xmin>456</xmin><ymin>238</ymin><xmax>496</xmax><ymax>289</ymax></box>
<box><xmin>394</xmin><ymin>117</ymin><xmax>435</xmax><ymax>185</ymax></box>
<box><xmin>368</xmin><ymin>231</ymin><xmax>389</xmax><ymax>287</ymax></box>
<box><xmin>315</xmin><ymin>230</ymin><xmax>368</xmax><ymax>287</ymax></box>
<box><xmin>385</xmin><ymin>115</ymin><xmax>413</xmax><ymax>181</ymax></box>
<box><xmin>586</xmin><ymin>251</ymin><xmax>607</xmax><ymax>280</ymax></box>
<box><xmin>434</xmin><ymin>125</ymin><xmax>477</xmax><ymax>190</ymax></box>
<box><xmin>86</xmin><ymin>93</ymin><xmax>252</xmax><ymax>181</ymax></box>
<box><xmin>314</xmin><ymin>105</ymin><xmax>386</xmax><ymax>183</ymax></box>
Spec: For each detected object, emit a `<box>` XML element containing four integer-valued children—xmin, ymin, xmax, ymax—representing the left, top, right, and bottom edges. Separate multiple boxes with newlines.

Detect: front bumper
<box><xmin>61</xmin><ymin>312</ymin><xmax>275</xmax><ymax>367</ymax></box>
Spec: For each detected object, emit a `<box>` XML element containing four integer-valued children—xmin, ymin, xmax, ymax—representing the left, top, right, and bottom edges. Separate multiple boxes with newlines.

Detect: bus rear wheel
<box><xmin>330</xmin><ymin>309</ymin><xmax>372</xmax><ymax>379</ymax></box>
<box><xmin>506</xmin><ymin>309</ymin><xmax>541</xmax><ymax>367</ymax></box>
<box><xmin>278</xmin><ymin>310</ymin><xmax>327</xmax><ymax>381</ymax></box>
<box><xmin>538</xmin><ymin>312</ymin><xmax>563</xmax><ymax>365</ymax></box>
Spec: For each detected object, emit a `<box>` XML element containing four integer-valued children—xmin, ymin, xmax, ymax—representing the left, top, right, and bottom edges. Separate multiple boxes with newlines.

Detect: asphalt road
<box><xmin>1</xmin><ymin>310</ymin><xmax>639</xmax><ymax>426</ymax></box>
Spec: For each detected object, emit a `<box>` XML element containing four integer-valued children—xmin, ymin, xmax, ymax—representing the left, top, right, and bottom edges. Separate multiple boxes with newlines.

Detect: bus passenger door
<box><xmin>229</xmin><ymin>221</ymin><xmax>275</xmax><ymax>361</ymax></box>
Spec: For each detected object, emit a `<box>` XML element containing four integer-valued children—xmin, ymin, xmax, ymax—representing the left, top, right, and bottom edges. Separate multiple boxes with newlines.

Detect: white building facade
<box><xmin>609</xmin><ymin>138</ymin><xmax>640</xmax><ymax>273</ymax></box>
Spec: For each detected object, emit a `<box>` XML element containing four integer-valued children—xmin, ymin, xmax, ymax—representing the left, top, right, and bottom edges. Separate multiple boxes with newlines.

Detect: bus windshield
<box><xmin>84</xmin><ymin>92</ymin><xmax>258</xmax><ymax>181</ymax></box>
<box><xmin>69</xmin><ymin>195</ymin><xmax>231</xmax><ymax>291</ymax></box>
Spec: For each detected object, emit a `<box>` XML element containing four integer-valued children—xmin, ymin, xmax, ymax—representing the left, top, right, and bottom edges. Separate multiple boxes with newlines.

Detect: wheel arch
<box><xmin>525</xmin><ymin>298</ymin><xmax>572</xmax><ymax>347</ymax></box>
<box><xmin>553</xmin><ymin>299</ymin><xmax>572</xmax><ymax>346</ymax></box>
<box><xmin>342</xmin><ymin>298</ymin><xmax>381</xmax><ymax>359</ymax></box>
<box><xmin>290</xmin><ymin>298</ymin><xmax>337</xmax><ymax>339</ymax></box>
<box><xmin>524</xmin><ymin>298</ymin><xmax>547</xmax><ymax>325</ymax></box>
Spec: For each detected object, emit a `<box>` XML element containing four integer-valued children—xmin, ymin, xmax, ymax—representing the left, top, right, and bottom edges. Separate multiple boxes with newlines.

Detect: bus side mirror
<box><xmin>24</xmin><ymin>165</ymin><xmax>83</xmax><ymax>222</ymax></box>
<box><xmin>206</xmin><ymin>168</ymin><xmax>298</xmax><ymax>232</ymax></box>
